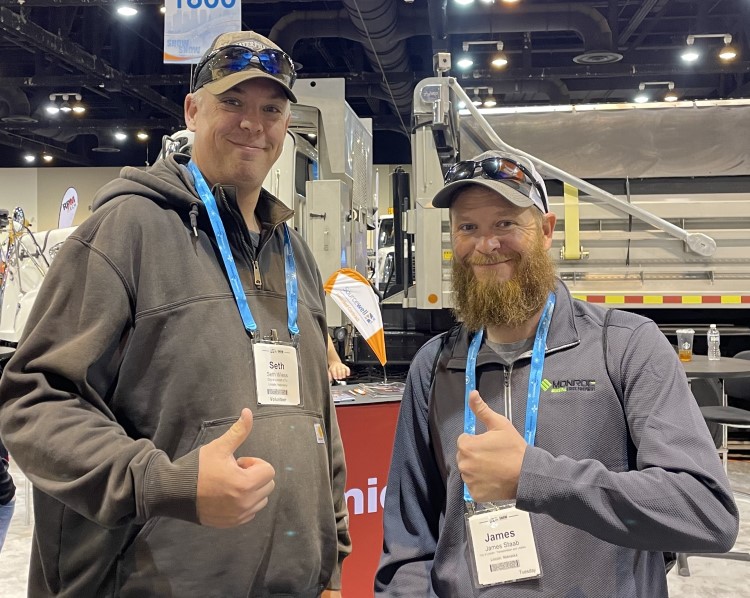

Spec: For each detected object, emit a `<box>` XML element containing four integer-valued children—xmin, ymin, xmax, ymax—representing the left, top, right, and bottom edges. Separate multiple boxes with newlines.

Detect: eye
<box><xmin>219</xmin><ymin>97</ymin><xmax>241</xmax><ymax>107</ymax></box>
<box><xmin>456</xmin><ymin>223</ymin><xmax>477</xmax><ymax>232</ymax></box>
<box><xmin>263</xmin><ymin>104</ymin><xmax>284</xmax><ymax>114</ymax></box>
<box><xmin>496</xmin><ymin>220</ymin><xmax>515</xmax><ymax>229</ymax></box>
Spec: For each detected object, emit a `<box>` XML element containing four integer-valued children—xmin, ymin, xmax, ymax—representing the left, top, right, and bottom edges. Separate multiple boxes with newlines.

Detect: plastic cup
<box><xmin>676</xmin><ymin>329</ymin><xmax>695</xmax><ymax>362</ymax></box>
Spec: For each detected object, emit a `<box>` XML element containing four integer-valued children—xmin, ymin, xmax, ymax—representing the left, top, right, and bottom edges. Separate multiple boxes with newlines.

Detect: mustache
<box><xmin>465</xmin><ymin>254</ymin><xmax>516</xmax><ymax>266</ymax></box>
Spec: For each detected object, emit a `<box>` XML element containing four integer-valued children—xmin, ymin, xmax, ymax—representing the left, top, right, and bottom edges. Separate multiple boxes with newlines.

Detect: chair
<box><xmin>724</xmin><ymin>350</ymin><xmax>750</xmax><ymax>406</ymax></box>
<box><xmin>676</xmin><ymin>364</ymin><xmax>750</xmax><ymax>576</ymax></box>
<box><xmin>699</xmin><ymin>351</ymin><xmax>750</xmax><ymax>471</ymax></box>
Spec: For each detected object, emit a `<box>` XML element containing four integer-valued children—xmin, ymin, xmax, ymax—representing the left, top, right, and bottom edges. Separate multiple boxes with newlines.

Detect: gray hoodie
<box><xmin>0</xmin><ymin>155</ymin><xmax>350</xmax><ymax>597</ymax></box>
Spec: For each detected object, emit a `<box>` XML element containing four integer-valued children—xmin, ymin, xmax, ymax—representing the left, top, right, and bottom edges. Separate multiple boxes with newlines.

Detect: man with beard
<box><xmin>375</xmin><ymin>151</ymin><xmax>738</xmax><ymax>597</ymax></box>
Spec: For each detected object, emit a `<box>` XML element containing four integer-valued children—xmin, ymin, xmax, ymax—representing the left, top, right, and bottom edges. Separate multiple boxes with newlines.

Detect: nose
<box><xmin>475</xmin><ymin>233</ymin><xmax>503</xmax><ymax>253</ymax></box>
<box><xmin>240</xmin><ymin>110</ymin><xmax>263</xmax><ymax>134</ymax></box>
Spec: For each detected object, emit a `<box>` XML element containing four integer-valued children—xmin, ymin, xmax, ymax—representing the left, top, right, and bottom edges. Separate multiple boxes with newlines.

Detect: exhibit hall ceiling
<box><xmin>0</xmin><ymin>0</ymin><xmax>747</xmax><ymax>167</ymax></box>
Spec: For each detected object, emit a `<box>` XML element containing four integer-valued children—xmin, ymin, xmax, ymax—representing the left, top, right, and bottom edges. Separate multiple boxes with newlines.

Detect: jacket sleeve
<box><xmin>517</xmin><ymin>320</ymin><xmax>739</xmax><ymax>553</ymax></box>
<box><xmin>0</xmin><ymin>235</ymin><xmax>199</xmax><ymax>528</ymax></box>
<box><xmin>375</xmin><ymin>339</ymin><xmax>444</xmax><ymax>596</ymax></box>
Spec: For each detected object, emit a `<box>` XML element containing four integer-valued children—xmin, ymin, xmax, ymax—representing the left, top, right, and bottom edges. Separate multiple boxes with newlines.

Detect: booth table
<box><xmin>333</xmin><ymin>383</ymin><xmax>403</xmax><ymax>597</ymax></box>
<box><xmin>680</xmin><ymin>354</ymin><xmax>750</xmax><ymax>379</ymax></box>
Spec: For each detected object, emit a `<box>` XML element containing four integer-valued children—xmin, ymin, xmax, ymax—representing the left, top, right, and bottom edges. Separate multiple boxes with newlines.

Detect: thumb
<box><xmin>214</xmin><ymin>408</ymin><xmax>253</xmax><ymax>454</ymax></box>
<box><xmin>469</xmin><ymin>390</ymin><xmax>506</xmax><ymax>431</ymax></box>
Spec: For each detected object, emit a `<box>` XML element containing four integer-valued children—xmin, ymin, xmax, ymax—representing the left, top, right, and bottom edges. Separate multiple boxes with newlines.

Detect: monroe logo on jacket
<box><xmin>541</xmin><ymin>378</ymin><xmax>597</xmax><ymax>393</ymax></box>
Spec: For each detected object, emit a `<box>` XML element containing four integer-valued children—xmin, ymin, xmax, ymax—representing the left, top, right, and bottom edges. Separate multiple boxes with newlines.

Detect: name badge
<box><xmin>467</xmin><ymin>506</ymin><xmax>541</xmax><ymax>586</ymax></box>
<box><xmin>254</xmin><ymin>342</ymin><xmax>301</xmax><ymax>406</ymax></box>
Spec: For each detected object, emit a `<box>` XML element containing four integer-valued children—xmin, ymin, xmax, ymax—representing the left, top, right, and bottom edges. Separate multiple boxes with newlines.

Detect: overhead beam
<box><xmin>301</xmin><ymin>60</ymin><xmax>750</xmax><ymax>84</ymax></box>
<box><xmin>618</xmin><ymin>0</ymin><xmax>660</xmax><ymax>45</ymax></box>
<box><xmin>0</xmin><ymin>6</ymin><xmax>183</xmax><ymax>119</ymax></box>
<box><xmin>0</xmin><ymin>130</ymin><xmax>92</xmax><ymax>165</ymax></box>
<box><xmin>0</xmin><ymin>74</ymin><xmax>190</xmax><ymax>88</ymax></box>
<box><xmin>3</xmin><ymin>118</ymin><xmax>178</xmax><ymax>133</ymax></box>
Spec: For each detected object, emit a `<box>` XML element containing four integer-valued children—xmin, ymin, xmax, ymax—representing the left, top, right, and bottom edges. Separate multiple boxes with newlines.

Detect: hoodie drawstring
<box><xmin>189</xmin><ymin>203</ymin><xmax>199</xmax><ymax>238</ymax></box>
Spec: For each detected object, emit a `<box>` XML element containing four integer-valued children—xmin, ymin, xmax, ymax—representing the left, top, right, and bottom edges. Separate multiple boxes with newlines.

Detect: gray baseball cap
<box><xmin>432</xmin><ymin>151</ymin><xmax>548</xmax><ymax>213</ymax></box>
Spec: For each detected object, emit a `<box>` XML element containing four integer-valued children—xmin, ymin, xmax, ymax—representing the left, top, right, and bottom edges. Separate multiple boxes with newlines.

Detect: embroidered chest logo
<box><xmin>541</xmin><ymin>378</ymin><xmax>597</xmax><ymax>393</ymax></box>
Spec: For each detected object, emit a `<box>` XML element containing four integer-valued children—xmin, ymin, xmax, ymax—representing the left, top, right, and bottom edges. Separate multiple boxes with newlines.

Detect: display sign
<box><xmin>58</xmin><ymin>187</ymin><xmax>78</xmax><ymax>228</ymax></box>
<box><xmin>336</xmin><ymin>401</ymin><xmax>400</xmax><ymax>596</ymax></box>
<box><xmin>163</xmin><ymin>0</ymin><xmax>241</xmax><ymax>64</ymax></box>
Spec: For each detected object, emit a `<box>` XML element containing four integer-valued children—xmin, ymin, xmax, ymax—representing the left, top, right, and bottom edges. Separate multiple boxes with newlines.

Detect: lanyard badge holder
<box><xmin>187</xmin><ymin>161</ymin><xmax>303</xmax><ymax>407</ymax></box>
<box><xmin>463</xmin><ymin>293</ymin><xmax>555</xmax><ymax>588</ymax></box>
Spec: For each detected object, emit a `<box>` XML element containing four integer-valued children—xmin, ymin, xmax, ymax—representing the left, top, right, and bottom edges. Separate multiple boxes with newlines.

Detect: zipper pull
<box><xmin>252</xmin><ymin>260</ymin><xmax>262</xmax><ymax>288</ymax></box>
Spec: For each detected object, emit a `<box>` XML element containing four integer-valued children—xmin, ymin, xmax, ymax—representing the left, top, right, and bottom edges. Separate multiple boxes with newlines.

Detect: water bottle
<box><xmin>707</xmin><ymin>324</ymin><xmax>721</xmax><ymax>361</ymax></box>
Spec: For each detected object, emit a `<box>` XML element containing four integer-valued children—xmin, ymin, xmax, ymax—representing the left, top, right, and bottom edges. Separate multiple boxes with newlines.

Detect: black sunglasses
<box><xmin>191</xmin><ymin>45</ymin><xmax>297</xmax><ymax>93</ymax></box>
<box><xmin>444</xmin><ymin>157</ymin><xmax>548</xmax><ymax>212</ymax></box>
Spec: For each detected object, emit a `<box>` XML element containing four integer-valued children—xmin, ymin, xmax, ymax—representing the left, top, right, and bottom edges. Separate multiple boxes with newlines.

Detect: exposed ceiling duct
<box><xmin>340</xmin><ymin>0</ymin><xmax>414</xmax><ymax>128</ymax></box>
<box><xmin>271</xmin><ymin>2</ymin><xmax>619</xmax><ymax>123</ymax></box>
<box><xmin>0</xmin><ymin>87</ymin><xmax>36</xmax><ymax>124</ymax></box>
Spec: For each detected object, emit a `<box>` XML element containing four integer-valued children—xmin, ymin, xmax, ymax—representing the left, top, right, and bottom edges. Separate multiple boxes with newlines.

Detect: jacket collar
<box><xmin>446</xmin><ymin>279</ymin><xmax>580</xmax><ymax>369</ymax></box>
<box><xmin>218</xmin><ymin>185</ymin><xmax>294</xmax><ymax>229</ymax></box>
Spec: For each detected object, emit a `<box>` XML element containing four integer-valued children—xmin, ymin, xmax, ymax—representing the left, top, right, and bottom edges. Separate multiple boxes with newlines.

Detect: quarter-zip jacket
<box><xmin>0</xmin><ymin>155</ymin><xmax>350</xmax><ymax>597</ymax></box>
<box><xmin>377</xmin><ymin>280</ymin><xmax>738</xmax><ymax>597</ymax></box>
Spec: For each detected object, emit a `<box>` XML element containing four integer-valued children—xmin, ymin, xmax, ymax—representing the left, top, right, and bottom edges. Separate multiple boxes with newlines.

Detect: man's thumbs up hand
<box><xmin>197</xmin><ymin>408</ymin><xmax>276</xmax><ymax>528</ymax></box>
<box><xmin>469</xmin><ymin>390</ymin><xmax>511</xmax><ymax>432</ymax></box>
<box><xmin>456</xmin><ymin>391</ymin><xmax>527</xmax><ymax>503</ymax></box>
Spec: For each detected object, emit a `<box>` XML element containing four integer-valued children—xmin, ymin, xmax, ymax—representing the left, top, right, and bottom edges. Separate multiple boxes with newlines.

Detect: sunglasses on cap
<box><xmin>191</xmin><ymin>45</ymin><xmax>297</xmax><ymax>93</ymax></box>
<box><xmin>444</xmin><ymin>157</ymin><xmax>549</xmax><ymax>212</ymax></box>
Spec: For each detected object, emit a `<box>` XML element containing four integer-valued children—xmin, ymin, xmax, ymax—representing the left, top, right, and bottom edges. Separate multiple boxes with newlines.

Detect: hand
<box><xmin>328</xmin><ymin>361</ymin><xmax>351</xmax><ymax>382</ymax></box>
<box><xmin>321</xmin><ymin>591</ymin><xmax>341</xmax><ymax>598</ymax></box>
<box><xmin>197</xmin><ymin>408</ymin><xmax>276</xmax><ymax>528</ymax></box>
<box><xmin>456</xmin><ymin>391</ymin><xmax>527</xmax><ymax>503</ymax></box>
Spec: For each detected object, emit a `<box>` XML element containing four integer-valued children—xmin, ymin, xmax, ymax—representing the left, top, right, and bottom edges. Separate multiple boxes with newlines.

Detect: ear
<box><xmin>541</xmin><ymin>212</ymin><xmax>557</xmax><ymax>250</ymax></box>
<box><xmin>184</xmin><ymin>94</ymin><xmax>199</xmax><ymax>132</ymax></box>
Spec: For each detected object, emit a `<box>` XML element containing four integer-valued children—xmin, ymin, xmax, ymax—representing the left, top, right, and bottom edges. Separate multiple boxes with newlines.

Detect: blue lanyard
<box><xmin>463</xmin><ymin>292</ymin><xmax>556</xmax><ymax>503</ymax></box>
<box><xmin>187</xmin><ymin>161</ymin><xmax>299</xmax><ymax>339</ymax></box>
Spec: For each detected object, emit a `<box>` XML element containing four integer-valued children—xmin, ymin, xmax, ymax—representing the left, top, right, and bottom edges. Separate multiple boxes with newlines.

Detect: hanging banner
<box><xmin>163</xmin><ymin>0</ymin><xmax>241</xmax><ymax>64</ymax></box>
<box><xmin>58</xmin><ymin>187</ymin><xmax>78</xmax><ymax>229</ymax></box>
<box><xmin>324</xmin><ymin>268</ymin><xmax>387</xmax><ymax>366</ymax></box>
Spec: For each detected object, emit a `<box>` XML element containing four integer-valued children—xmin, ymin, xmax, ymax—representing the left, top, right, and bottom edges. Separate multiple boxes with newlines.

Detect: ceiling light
<box><xmin>454</xmin><ymin>0</ymin><xmax>474</xmax><ymax>5</ymax></box>
<box><xmin>46</xmin><ymin>104</ymin><xmax>60</xmax><ymax>115</ymax></box>
<box><xmin>72</xmin><ymin>104</ymin><xmax>86</xmax><ymax>114</ymax></box>
<box><xmin>117</xmin><ymin>4</ymin><xmax>138</xmax><ymax>17</ymax></box>
<box><xmin>483</xmin><ymin>96</ymin><xmax>497</xmax><ymax>108</ymax></box>
<box><xmin>456</xmin><ymin>57</ymin><xmax>474</xmax><ymax>69</ymax></box>
<box><xmin>491</xmin><ymin>53</ymin><xmax>509</xmax><ymax>68</ymax></box>
<box><xmin>457</xmin><ymin>100</ymin><xmax>466</xmax><ymax>109</ymax></box>
<box><xmin>681</xmin><ymin>49</ymin><xmax>700</xmax><ymax>62</ymax></box>
<box><xmin>23</xmin><ymin>154</ymin><xmax>35</xmax><ymax>163</ymax></box>
<box><xmin>479</xmin><ymin>0</ymin><xmax>494</xmax><ymax>3</ymax></box>
<box><xmin>59</xmin><ymin>101</ymin><xmax>72</xmax><ymax>114</ymax></box>
<box><xmin>160</xmin><ymin>5</ymin><xmax>166</xmax><ymax>14</ymax></box>
<box><xmin>114</xmin><ymin>132</ymin><xmax>127</xmax><ymax>141</ymax></box>
<box><xmin>471</xmin><ymin>94</ymin><xmax>482</xmax><ymax>107</ymax></box>
<box><xmin>136</xmin><ymin>131</ymin><xmax>149</xmax><ymax>141</ymax></box>
<box><xmin>719</xmin><ymin>44</ymin><xmax>737</xmax><ymax>61</ymax></box>
<box><xmin>42</xmin><ymin>154</ymin><xmax>53</xmax><ymax>163</ymax></box>
<box><xmin>501</xmin><ymin>0</ymin><xmax>520</xmax><ymax>3</ymax></box>
<box><xmin>637</xmin><ymin>80</ymin><xmax>676</xmax><ymax>103</ymax></box>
